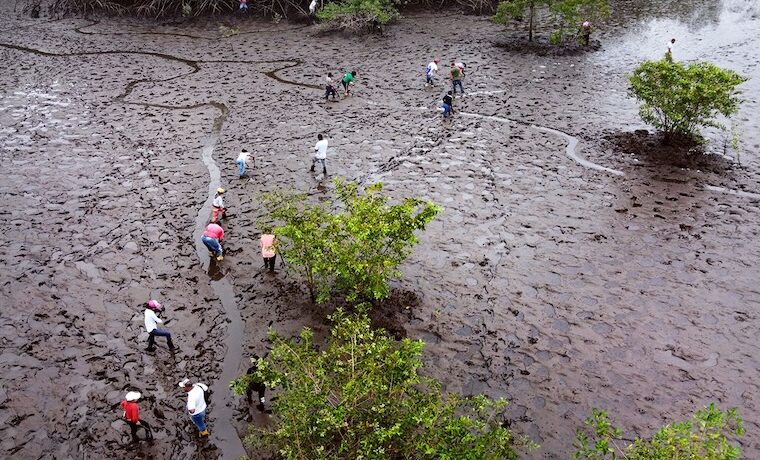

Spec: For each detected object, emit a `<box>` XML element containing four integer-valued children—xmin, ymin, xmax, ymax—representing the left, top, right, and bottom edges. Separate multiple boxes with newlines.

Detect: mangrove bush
<box><xmin>261</xmin><ymin>179</ymin><xmax>440</xmax><ymax>304</ymax></box>
<box><xmin>232</xmin><ymin>308</ymin><xmax>524</xmax><ymax>459</ymax></box>
<box><xmin>628</xmin><ymin>59</ymin><xmax>747</xmax><ymax>142</ymax></box>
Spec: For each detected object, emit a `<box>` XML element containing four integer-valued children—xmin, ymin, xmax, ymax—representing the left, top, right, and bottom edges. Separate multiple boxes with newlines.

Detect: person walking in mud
<box><xmin>325</xmin><ymin>72</ymin><xmax>338</xmax><ymax>102</ymax></box>
<box><xmin>236</xmin><ymin>149</ymin><xmax>252</xmax><ymax>179</ymax></box>
<box><xmin>179</xmin><ymin>379</ymin><xmax>210</xmax><ymax>436</ymax></box>
<box><xmin>341</xmin><ymin>71</ymin><xmax>356</xmax><ymax>96</ymax></box>
<box><xmin>442</xmin><ymin>91</ymin><xmax>454</xmax><ymax>118</ymax></box>
<box><xmin>450</xmin><ymin>62</ymin><xmax>464</xmax><ymax>95</ymax></box>
<box><xmin>245</xmin><ymin>355</ymin><xmax>267</xmax><ymax>412</ymax></box>
<box><xmin>211</xmin><ymin>187</ymin><xmax>226</xmax><ymax>223</ymax></box>
<box><xmin>144</xmin><ymin>300</ymin><xmax>175</xmax><ymax>352</ymax></box>
<box><xmin>121</xmin><ymin>391</ymin><xmax>154</xmax><ymax>442</ymax></box>
<box><xmin>260</xmin><ymin>230</ymin><xmax>277</xmax><ymax>272</ymax></box>
<box><xmin>666</xmin><ymin>38</ymin><xmax>676</xmax><ymax>62</ymax></box>
<box><xmin>202</xmin><ymin>221</ymin><xmax>225</xmax><ymax>262</ymax></box>
<box><xmin>311</xmin><ymin>133</ymin><xmax>328</xmax><ymax>176</ymax></box>
<box><xmin>580</xmin><ymin>21</ymin><xmax>592</xmax><ymax>46</ymax></box>
<box><xmin>425</xmin><ymin>58</ymin><xmax>440</xmax><ymax>87</ymax></box>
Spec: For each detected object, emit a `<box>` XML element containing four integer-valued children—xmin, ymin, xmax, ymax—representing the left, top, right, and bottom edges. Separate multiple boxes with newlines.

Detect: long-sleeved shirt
<box><xmin>187</xmin><ymin>383</ymin><xmax>208</xmax><ymax>414</ymax></box>
<box><xmin>203</xmin><ymin>223</ymin><xmax>224</xmax><ymax>240</ymax></box>
<box><xmin>260</xmin><ymin>234</ymin><xmax>276</xmax><ymax>258</ymax></box>
<box><xmin>144</xmin><ymin>308</ymin><xmax>163</xmax><ymax>333</ymax></box>
<box><xmin>212</xmin><ymin>195</ymin><xmax>224</xmax><ymax>208</ymax></box>
<box><xmin>121</xmin><ymin>400</ymin><xmax>140</xmax><ymax>423</ymax></box>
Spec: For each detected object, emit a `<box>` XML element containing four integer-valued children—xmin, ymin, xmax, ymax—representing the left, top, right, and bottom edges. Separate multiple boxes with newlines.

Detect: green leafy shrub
<box><xmin>262</xmin><ymin>179</ymin><xmax>440</xmax><ymax>304</ymax></box>
<box><xmin>493</xmin><ymin>0</ymin><xmax>608</xmax><ymax>43</ymax></box>
<box><xmin>232</xmin><ymin>308</ymin><xmax>525</xmax><ymax>459</ymax></box>
<box><xmin>628</xmin><ymin>59</ymin><xmax>748</xmax><ymax>142</ymax></box>
<box><xmin>316</xmin><ymin>0</ymin><xmax>400</xmax><ymax>33</ymax></box>
<box><xmin>574</xmin><ymin>404</ymin><xmax>745</xmax><ymax>459</ymax></box>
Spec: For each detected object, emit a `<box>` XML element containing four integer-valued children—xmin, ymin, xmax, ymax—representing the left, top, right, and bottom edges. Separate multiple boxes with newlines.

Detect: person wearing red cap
<box><xmin>144</xmin><ymin>300</ymin><xmax>175</xmax><ymax>352</ymax></box>
<box><xmin>121</xmin><ymin>391</ymin><xmax>154</xmax><ymax>441</ymax></box>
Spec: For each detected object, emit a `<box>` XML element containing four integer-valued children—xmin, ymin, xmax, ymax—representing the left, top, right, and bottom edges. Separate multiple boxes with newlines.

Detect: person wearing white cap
<box><xmin>179</xmin><ymin>378</ymin><xmax>210</xmax><ymax>436</ymax></box>
<box><xmin>144</xmin><ymin>300</ymin><xmax>175</xmax><ymax>352</ymax></box>
<box><xmin>121</xmin><ymin>391</ymin><xmax>153</xmax><ymax>441</ymax></box>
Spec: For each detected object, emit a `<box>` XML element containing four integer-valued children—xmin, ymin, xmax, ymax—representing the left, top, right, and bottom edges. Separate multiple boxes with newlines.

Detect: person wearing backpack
<box><xmin>179</xmin><ymin>378</ymin><xmax>210</xmax><ymax>436</ymax></box>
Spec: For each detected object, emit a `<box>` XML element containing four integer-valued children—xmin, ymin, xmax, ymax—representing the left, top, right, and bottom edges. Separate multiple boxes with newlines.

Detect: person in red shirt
<box><xmin>121</xmin><ymin>391</ymin><xmax>153</xmax><ymax>441</ymax></box>
<box><xmin>202</xmin><ymin>221</ymin><xmax>225</xmax><ymax>261</ymax></box>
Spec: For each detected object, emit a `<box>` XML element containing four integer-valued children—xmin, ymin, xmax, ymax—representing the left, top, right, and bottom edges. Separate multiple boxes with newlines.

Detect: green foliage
<box><xmin>317</xmin><ymin>0</ymin><xmax>401</xmax><ymax>32</ymax></box>
<box><xmin>232</xmin><ymin>309</ymin><xmax>524</xmax><ymax>459</ymax></box>
<box><xmin>262</xmin><ymin>179</ymin><xmax>440</xmax><ymax>304</ymax></box>
<box><xmin>493</xmin><ymin>0</ymin><xmax>609</xmax><ymax>43</ymax></box>
<box><xmin>574</xmin><ymin>404</ymin><xmax>745</xmax><ymax>460</ymax></box>
<box><xmin>628</xmin><ymin>59</ymin><xmax>748</xmax><ymax>141</ymax></box>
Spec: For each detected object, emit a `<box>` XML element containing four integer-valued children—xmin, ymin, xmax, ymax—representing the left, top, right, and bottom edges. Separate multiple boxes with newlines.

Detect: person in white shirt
<box><xmin>144</xmin><ymin>300</ymin><xmax>174</xmax><ymax>352</ymax></box>
<box><xmin>666</xmin><ymin>38</ymin><xmax>676</xmax><ymax>61</ymax></box>
<box><xmin>325</xmin><ymin>72</ymin><xmax>337</xmax><ymax>101</ymax></box>
<box><xmin>425</xmin><ymin>58</ymin><xmax>440</xmax><ymax>87</ymax></box>
<box><xmin>211</xmin><ymin>187</ymin><xmax>226</xmax><ymax>223</ymax></box>
<box><xmin>236</xmin><ymin>149</ymin><xmax>252</xmax><ymax>178</ymax></box>
<box><xmin>311</xmin><ymin>134</ymin><xmax>328</xmax><ymax>175</ymax></box>
<box><xmin>179</xmin><ymin>378</ymin><xmax>210</xmax><ymax>436</ymax></box>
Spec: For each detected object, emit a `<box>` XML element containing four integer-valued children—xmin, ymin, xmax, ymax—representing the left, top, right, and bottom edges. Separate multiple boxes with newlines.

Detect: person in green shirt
<box><xmin>450</xmin><ymin>62</ymin><xmax>464</xmax><ymax>95</ymax></box>
<box><xmin>341</xmin><ymin>71</ymin><xmax>356</xmax><ymax>96</ymax></box>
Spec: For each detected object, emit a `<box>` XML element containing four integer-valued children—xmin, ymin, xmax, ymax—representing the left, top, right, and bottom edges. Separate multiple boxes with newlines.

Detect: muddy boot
<box><xmin>199</xmin><ymin>429</ymin><xmax>209</xmax><ymax>436</ymax></box>
<box><xmin>217</xmin><ymin>255</ymin><xmax>224</xmax><ymax>262</ymax></box>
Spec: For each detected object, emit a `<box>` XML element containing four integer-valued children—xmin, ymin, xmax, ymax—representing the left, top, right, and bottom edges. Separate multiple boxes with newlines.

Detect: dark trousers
<box><xmin>246</xmin><ymin>383</ymin><xmax>266</xmax><ymax>410</ymax></box>
<box><xmin>127</xmin><ymin>420</ymin><xmax>153</xmax><ymax>440</ymax></box>
<box><xmin>583</xmin><ymin>33</ymin><xmax>590</xmax><ymax>45</ymax></box>
<box><xmin>452</xmin><ymin>79</ymin><xmax>464</xmax><ymax>94</ymax></box>
<box><xmin>325</xmin><ymin>85</ymin><xmax>336</xmax><ymax>100</ymax></box>
<box><xmin>311</xmin><ymin>158</ymin><xmax>327</xmax><ymax>174</ymax></box>
<box><xmin>147</xmin><ymin>329</ymin><xmax>174</xmax><ymax>350</ymax></box>
<box><xmin>264</xmin><ymin>256</ymin><xmax>276</xmax><ymax>271</ymax></box>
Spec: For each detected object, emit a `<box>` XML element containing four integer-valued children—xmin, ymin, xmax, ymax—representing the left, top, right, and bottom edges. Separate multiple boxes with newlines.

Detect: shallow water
<box><xmin>0</xmin><ymin>1</ymin><xmax>758</xmax><ymax>458</ymax></box>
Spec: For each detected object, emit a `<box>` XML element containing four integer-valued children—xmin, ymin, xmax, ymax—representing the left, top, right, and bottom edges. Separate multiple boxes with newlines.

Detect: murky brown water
<box><xmin>0</xmin><ymin>1</ymin><xmax>758</xmax><ymax>458</ymax></box>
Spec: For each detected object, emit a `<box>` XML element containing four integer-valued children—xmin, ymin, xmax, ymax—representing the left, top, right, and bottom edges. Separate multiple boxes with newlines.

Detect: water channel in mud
<box><xmin>0</xmin><ymin>0</ymin><xmax>759</xmax><ymax>458</ymax></box>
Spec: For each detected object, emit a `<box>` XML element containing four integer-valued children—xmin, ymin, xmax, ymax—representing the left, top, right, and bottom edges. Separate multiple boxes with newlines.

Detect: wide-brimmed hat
<box><xmin>125</xmin><ymin>391</ymin><xmax>141</xmax><ymax>402</ymax></box>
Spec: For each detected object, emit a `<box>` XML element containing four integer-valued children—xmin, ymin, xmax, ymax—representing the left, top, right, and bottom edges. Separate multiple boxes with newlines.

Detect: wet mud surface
<box><xmin>1</xmin><ymin>1</ymin><xmax>759</xmax><ymax>458</ymax></box>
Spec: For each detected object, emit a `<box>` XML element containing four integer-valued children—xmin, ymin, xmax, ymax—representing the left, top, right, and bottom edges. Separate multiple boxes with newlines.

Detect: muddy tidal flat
<box><xmin>1</xmin><ymin>0</ymin><xmax>759</xmax><ymax>458</ymax></box>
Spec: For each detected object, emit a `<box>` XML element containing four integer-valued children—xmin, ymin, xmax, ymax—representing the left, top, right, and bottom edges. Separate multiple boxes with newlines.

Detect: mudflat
<box><xmin>0</xmin><ymin>0</ymin><xmax>758</xmax><ymax>458</ymax></box>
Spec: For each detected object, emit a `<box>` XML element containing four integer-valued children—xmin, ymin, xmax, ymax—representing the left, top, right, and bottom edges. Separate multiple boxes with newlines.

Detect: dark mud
<box><xmin>1</xmin><ymin>1</ymin><xmax>759</xmax><ymax>459</ymax></box>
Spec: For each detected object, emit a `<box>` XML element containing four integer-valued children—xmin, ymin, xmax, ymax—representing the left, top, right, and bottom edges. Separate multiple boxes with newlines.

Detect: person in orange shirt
<box><xmin>260</xmin><ymin>230</ymin><xmax>277</xmax><ymax>272</ymax></box>
<box><xmin>121</xmin><ymin>391</ymin><xmax>153</xmax><ymax>441</ymax></box>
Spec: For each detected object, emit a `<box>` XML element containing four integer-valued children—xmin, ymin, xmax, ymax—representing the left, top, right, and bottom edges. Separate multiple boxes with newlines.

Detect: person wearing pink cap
<box><xmin>260</xmin><ymin>231</ymin><xmax>277</xmax><ymax>272</ymax></box>
<box><xmin>144</xmin><ymin>300</ymin><xmax>175</xmax><ymax>352</ymax></box>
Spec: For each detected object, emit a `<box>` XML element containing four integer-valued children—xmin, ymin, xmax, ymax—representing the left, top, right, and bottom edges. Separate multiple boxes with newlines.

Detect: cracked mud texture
<box><xmin>1</xmin><ymin>0</ymin><xmax>759</xmax><ymax>458</ymax></box>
